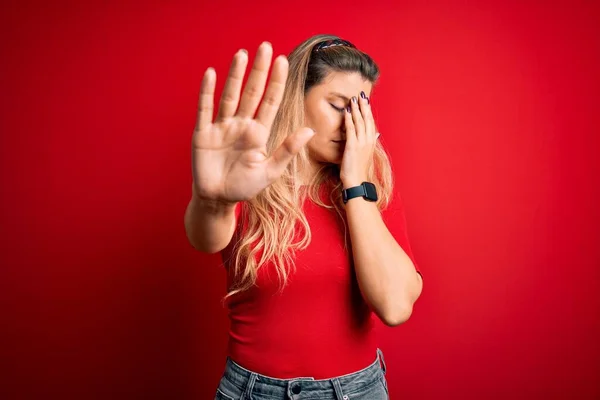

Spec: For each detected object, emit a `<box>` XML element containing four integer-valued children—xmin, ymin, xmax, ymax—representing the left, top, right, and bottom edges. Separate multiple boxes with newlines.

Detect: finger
<box><xmin>350</xmin><ymin>96</ymin><xmax>365</xmax><ymax>141</ymax></box>
<box><xmin>266</xmin><ymin>127</ymin><xmax>315</xmax><ymax>182</ymax></box>
<box><xmin>216</xmin><ymin>49</ymin><xmax>249</xmax><ymax>121</ymax></box>
<box><xmin>344</xmin><ymin>105</ymin><xmax>356</xmax><ymax>142</ymax></box>
<box><xmin>255</xmin><ymin>55</ymin><xmax>288</xmax><ymax>129</ymax></box>
<box><xmin>237</xmin><ymin>41</ymin><xmax>273</xmax><ymax>118</ymax></box>
<box><xmin>358</xmin><ymin>92</ymin><xmax>376</xmax><ymax>139</ymax></box>
<box><xmin>195</xmin><ymin>67</ymin><xmax>216</xmax><ymax>131</ymax></box>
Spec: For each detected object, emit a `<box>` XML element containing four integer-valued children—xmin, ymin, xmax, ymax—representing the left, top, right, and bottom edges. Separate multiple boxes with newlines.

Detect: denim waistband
<box><xmin>221</xmin><ymin>348</ymin><xmax>387</xmax><ymax>399</ymax></box>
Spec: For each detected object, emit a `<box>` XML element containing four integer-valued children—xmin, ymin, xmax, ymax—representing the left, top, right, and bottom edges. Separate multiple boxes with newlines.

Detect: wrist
<box><xmin>341</xmin><ymin>177</ymin><xmax>368</xmax><ymax>189</ymax></box>
<box><xmin>341</xmin><ymin>180</ymin><xmax>378</xmax><ymax>205</ymax></box>
<box><xmin>191</xmin><ymin>192</ymin><xmax>237</xmax><ymax>217</ymax></box>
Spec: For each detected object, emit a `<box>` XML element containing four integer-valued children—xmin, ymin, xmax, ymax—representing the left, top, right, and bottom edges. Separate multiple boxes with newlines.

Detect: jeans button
<box><xmin>291</xmin><ymin>383</ymin><xmax>302</xmax><ymax>394</ymax></box>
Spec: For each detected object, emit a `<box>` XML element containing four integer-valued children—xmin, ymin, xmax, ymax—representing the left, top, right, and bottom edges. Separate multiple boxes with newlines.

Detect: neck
<box><xmin>299</xmin><ymin>162</ymin><xmax>341</xmax><ymax>188</ymax></box>
<box><xmin>298</xmin><ymin>159</ymin><xmax>323</xmax><ymax>186</ymax></box>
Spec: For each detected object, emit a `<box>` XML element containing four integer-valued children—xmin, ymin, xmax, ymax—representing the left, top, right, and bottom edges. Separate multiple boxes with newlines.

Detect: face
<box><xmin>304</xmin><ymin>71</ymin><xmax>373</xmax><ymax>168</ymax></box>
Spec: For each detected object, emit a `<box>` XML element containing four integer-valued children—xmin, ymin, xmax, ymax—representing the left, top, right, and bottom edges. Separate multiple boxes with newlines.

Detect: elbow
<box><xmin>184</xmin><ymin>220</ymin><xmax>224</xmax><ymax>254</ymax></box>
<box><xmin>187</xmin><ymin>238</ymin><xmax>225</xmax><ymax>254</ymax></box>
<box><xmin>381</xmin><ymin>272</ymin><xmax>423</xmax><ymax>326</ymax></box>
<box><xmin>185</xmin><ymin>229</ymin><xmax>222</xmax><ymax>254</ymax></box>
<box><xmin>379</xmin><ymin>302</ymin><xmax>413</xmax><ymax>327</ymax></box>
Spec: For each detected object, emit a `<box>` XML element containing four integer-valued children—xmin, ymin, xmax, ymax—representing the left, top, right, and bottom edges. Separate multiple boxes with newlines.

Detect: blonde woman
<box><xmin>185</xmin><ymin>34</ymin><xmax>423</xmax><ymax>400</ymax></box>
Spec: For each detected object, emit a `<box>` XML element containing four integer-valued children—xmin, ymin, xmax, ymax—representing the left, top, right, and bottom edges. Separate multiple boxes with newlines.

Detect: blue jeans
<box><xmin>215</xmin><ymin>348</ymin><xmax>389</xmax><ymax>399</ymax></box>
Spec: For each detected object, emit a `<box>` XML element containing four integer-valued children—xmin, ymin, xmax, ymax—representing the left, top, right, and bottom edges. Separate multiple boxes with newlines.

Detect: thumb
<box><xmin>266</xmin><ymin>127</ymin><xmax>315</xmax><ymax>181</ymax></box>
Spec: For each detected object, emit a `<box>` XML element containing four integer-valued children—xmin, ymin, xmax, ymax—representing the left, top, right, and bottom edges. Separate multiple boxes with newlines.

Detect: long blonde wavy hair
<box><xmin>226</xmin><ymin>34</ymin><xmax>395</xmax><ymax>298</ymax></box>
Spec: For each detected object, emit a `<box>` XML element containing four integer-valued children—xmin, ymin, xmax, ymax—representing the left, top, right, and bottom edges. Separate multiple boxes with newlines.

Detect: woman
<box><xmin>185</xmin><ymin>34</ymin><xmax>423</xmax><ymax>400</ymax></box>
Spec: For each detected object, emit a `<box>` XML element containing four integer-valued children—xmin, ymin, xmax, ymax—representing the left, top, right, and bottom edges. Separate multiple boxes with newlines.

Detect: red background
<box><xmin>1</xmin><ymin>1</ymin><xmax>599</xmax><ymax>399</ymax></box>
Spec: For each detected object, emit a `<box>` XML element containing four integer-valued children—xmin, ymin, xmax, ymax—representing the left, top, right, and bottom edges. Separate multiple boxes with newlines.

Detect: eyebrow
<box><xmin>329</xmin><ymin>92</ymin><xmax>350</xmax><ymax>102</ymax></box>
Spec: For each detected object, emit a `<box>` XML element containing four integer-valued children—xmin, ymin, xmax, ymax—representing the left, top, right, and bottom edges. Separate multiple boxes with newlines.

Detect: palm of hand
<box><xmin>191</xmin><ymin>42</ymin><xmax>314</xmax><ymax>204</ymax></box>
<box><xmin>192</xmin><ymin>117</ymin><xmax>271</xmax><ymax>202</ymax></box>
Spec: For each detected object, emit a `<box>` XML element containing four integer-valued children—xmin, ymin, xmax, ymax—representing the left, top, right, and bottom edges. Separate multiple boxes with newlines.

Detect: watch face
<box><xmin>364</xmin><ymin>182</ymin><xmax>378</xmax><ymax>201</ymax></box>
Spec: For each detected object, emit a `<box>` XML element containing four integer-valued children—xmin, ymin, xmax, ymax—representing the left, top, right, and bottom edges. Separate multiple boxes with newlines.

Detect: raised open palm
<box><xmin>192</xmin><ymin>42</ymin><xmax>314</xmax><ymax>204</ymax></box>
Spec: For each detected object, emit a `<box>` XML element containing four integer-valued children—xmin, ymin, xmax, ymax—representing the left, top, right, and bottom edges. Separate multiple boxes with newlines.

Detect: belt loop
<box><xmin>330</xmin><ymin>377</ymin><xmax>348</xmax><ymax>400</ymax></box>
<box><xmin>377</xmin><ymin>348</ymin><xmax>387</xmax><ymax>375</ymax></box>
<box><xmin>242</xmin><ymin>372</ymin><xmax>258</xmax><ymax>399</ymax></box>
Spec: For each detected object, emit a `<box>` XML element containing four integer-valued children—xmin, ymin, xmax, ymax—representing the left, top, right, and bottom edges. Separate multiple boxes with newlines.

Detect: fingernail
<box><xmin>367</xmin><ymin>97</ymin><xmax>370</xmax><ymax>105</ymax></box>
<box><xmin>240</xmin><ymin>49</ymin><xmax>248</xmax><ymax>55</ymax></box>
<box><xmin>346</xmin><ymin>105</ymin><xmax>351</xmax><ymax>113</ymax></box>
<box><xmin>352</xmin><ymin>96</ymin><xmax>357</xmax><ymax>103</ymax></box>
<box><xmin>360</xmin><ymin>91</ymin><xmax>366</xmax><ymax>99</ymax></box>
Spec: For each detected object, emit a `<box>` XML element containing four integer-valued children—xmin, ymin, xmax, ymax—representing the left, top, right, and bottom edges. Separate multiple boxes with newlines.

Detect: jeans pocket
<box><xmin>215</xmin><ymin>388</ymin><xmax>235</xmax><ymax>400</ymax></box>
<box><xmin>344</xmin><ymin>378</ymin><xmax>388</xmax><ymax>399</ymax></box>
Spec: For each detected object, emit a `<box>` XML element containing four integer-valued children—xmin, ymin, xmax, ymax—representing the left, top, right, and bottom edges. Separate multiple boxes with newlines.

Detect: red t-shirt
<box><xmin>220</xmin><ymin>186</ymin><xmax>421</xmax><ymax>379</ymax></box>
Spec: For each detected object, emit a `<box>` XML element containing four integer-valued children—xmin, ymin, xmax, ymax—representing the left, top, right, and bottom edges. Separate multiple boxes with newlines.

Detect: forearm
<box><xmin>184</xmin><ymin>185</ymin><xmax>237</xmax><ymax>253</ymax></box>
<box><xmin>345</xmin><ymin>199</ymin><xmax>422</xmax><ymax>326</ymax></box>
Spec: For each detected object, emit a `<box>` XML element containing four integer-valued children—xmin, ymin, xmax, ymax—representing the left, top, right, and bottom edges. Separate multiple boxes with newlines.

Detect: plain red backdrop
<box><xmin>1</xmin><ymin>1</ymin><xmax>599</xmax><ymax>399</ymax></box>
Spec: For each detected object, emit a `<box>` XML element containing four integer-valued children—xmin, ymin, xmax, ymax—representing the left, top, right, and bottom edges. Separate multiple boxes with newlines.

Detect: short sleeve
<box><xmin>381</xmin><ymin>193</ymin><xmax>422</xmax><ymax>278</ymax></box>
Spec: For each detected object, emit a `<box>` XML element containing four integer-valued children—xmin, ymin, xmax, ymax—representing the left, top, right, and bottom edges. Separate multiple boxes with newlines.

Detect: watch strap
<box><xmin>343</xmin><ymin>185</ymin><xmax>367</xmax><ymax>203</ymax></box>
<box><xmin>343</xmin><ymin>182</ymin><xmax>378</xmax><ymax>204</ymax></box>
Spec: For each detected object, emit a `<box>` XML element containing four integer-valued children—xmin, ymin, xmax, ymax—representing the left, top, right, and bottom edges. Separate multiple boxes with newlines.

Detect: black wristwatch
<box><xmin>342</xmin><ymin>182</ymin><xmax>378</xmax><ymax>204</ymax></box>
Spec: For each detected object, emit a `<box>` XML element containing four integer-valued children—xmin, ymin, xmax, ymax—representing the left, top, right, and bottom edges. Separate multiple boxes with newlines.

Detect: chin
<box><xmin>325</xmin><ymin>158</ymin><xmax>342</xmax><ymax>166</ymax></box>
<box><xmin>310</xmin><ymin>147</ymin><xmax>343</xmax><ymax>166</ymax></box>
<box><xmin>312</xmin><ymin>155</ymin><xmax>341</xmax><ymax>168</ymax></box>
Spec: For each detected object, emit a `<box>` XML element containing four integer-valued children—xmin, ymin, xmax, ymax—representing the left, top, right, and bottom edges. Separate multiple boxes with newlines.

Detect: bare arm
<box><xmin>345</xmin><ymin>199</ymin><xmax>423</xmax><ymax>327</ymax></box>
<box><xmin>184</xmin><ymin>185</ymin><xmax>238</xmax><ymax>254</ymax></box>
<box><xmin>340</xmin><ymin>93</ymin><xmax>422</xmax><ymax>327</ymax></box>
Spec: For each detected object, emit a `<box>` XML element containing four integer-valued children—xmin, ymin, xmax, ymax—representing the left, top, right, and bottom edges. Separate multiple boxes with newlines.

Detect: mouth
<box><xmin>332</xmin><ymin>140</ymin><xmax>346</xmax><ymax>144</ymax></box>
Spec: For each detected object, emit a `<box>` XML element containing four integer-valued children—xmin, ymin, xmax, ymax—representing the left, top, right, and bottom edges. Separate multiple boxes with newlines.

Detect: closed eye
<box><xmin>330</xmin><ymin>103</ymin><xmax>345</xmax><ymax>113</ymax></box>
